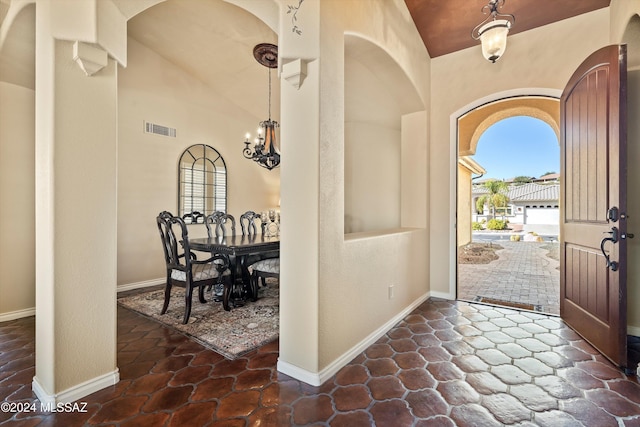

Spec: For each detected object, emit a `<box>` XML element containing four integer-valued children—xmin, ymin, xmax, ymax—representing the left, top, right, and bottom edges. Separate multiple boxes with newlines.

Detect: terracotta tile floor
<box><xmin>1</xmin><ymin>299</ymin><xmax>639</xmax><ymax>426</ymax></box>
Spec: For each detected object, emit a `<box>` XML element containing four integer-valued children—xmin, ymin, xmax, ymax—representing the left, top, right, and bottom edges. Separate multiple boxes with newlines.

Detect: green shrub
<box><xmin>472</xmin><ymin>222</ymin><xmax>484</xmax><ymax>231</ymax></box>
<box><xmin>486</xmin><ymin>219</ymin><xmax>507</xmax><ymax>230</ymax></box>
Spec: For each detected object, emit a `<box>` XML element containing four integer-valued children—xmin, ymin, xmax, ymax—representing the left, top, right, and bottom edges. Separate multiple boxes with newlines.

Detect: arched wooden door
<box><xmin>560</xmin><ymin>44</ymin><xmax>628</xmax><ymax>368</ymax></box>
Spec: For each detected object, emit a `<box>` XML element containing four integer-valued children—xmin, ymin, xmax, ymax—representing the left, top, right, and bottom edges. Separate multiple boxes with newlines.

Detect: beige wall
<box><xmin>117</xmin><ymin>37</ymin><xmax>280</xmax><ymax>287</ymax></box>
<box><xmin>0</xmin><ymin>82</ymin><xmax>35</xmax><ymax>318</ymax></box>
<box><xmin>430</xmin><ymin>9</ymin><xmax>610</xmax><ymax>300</ymax></box>
<box><xmin>276</xmin><ymin>0</ymin><xmax>431</xmax><ymax>378</ymax></box>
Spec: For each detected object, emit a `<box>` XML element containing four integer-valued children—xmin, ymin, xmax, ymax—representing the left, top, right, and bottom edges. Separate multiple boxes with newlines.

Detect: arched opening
<box><xmin>343</xmin><ymin>35</ymin><xmax>424</xmax><ymax>234</ymax></box>
<box><xmin>457</xmin><ymin>97</ymin><xmax>561</xmax><ymax>314</ymax></box>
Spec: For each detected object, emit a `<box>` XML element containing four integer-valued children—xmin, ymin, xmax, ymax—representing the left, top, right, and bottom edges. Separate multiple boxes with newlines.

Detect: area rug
<box><xmin>118</xmin><ymin>284</ymin><xmax>278</xmax><ymax>359</ymax></box>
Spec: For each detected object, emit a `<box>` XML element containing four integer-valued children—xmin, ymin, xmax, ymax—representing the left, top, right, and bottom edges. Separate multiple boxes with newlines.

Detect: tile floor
<box><xmin>1</xmin><ymin>298</ymin><xmax>639</xmax><ymax>426</ymax></box>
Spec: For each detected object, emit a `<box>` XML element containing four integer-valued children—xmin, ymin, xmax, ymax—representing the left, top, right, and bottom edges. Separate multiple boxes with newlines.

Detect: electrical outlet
<box><xmin>388</xmin><ymin>285</ymin><xmax>395</xmax><ymax>299</ymax></box>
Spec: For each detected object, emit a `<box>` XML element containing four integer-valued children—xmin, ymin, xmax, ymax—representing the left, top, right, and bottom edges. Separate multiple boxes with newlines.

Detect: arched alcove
<box><xmin>343</xmin><ymin>34</ymin><xmax>423</xmax><ymax>234</ymax></box>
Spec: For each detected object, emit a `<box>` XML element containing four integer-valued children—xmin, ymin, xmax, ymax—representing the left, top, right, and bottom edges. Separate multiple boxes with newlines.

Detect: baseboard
<box><xmin>277</xmin><ymin>291</ymin><xmax>431</xmax><ymax>386</ymax></box>
<box><xmin>33</xmin><ymin>369</ymin><xmax>120</xmax><ymax>405</ymax></box>
<box><xmin>0</xmin><ymin>307</ymin><xmax>35</xmax><ymax>322</ymax></box>
<box><xmin>117</xmin><ymin>278</ymin><xmax>164</xmax><ymax>293</ymax></box>
<box><xmin>429</xmin><ymin>290</ymin><xmax>454</xmax><ymax>300</ymax></box>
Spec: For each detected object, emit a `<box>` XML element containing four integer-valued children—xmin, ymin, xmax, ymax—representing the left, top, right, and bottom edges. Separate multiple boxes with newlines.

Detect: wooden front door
<box><xmin>560</xmin><ymin>45</ymin><xmax>628</xmax><ymax>368</ymax></box>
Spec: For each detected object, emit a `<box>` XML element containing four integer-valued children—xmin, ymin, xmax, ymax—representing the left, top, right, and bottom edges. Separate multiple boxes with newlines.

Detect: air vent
<box><xmin>144</xmin><ymin>121</ymin><xmax>176</xmax><ymax>138</ymax></box>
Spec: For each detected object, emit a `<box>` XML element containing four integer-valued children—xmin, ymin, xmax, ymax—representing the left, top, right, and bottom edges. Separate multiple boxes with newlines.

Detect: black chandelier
<box><xmin>242</xmin><ymin>43</ymin><xmax>280</xmax><ymax>171</ymax></box>
<box><xmin>471</xmin><ymin>0</ymin><xmax>515</xmax><ymax>63</ymax></box>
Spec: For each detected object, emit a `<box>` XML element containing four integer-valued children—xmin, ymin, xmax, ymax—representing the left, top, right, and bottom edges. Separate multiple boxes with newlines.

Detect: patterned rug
<box><xmin>118</xmin><ymin>283</ymin><xmax>278</xmax><ymax>359</ymax></box>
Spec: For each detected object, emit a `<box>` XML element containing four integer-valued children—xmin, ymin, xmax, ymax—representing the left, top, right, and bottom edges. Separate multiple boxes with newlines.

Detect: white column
<box><xmin>33</xmin><ymin>0</ymin><xmax>122</xmax><ymax>403</ymax></box>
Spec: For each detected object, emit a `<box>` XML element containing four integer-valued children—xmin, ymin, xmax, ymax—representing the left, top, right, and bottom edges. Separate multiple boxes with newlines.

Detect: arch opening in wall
<box><xmin>343</xmin><ymin>34</ymin><xmax>424</xmax><ymax>235</ymax></box>
<box><xmin>456</xmin><ymin>96</ymin><xmax>561</xmax><ymax>315</ymax></box>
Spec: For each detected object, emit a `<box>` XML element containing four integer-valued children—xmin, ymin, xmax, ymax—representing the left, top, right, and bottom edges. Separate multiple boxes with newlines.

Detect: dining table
<box><xmin>189</xmin><ymin>234</ymin><xmax>280</xmax><ymax>302</ymax></box>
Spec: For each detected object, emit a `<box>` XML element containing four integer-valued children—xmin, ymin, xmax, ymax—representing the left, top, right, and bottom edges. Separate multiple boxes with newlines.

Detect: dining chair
<box><xmin>182</xmin><ymin>210</ymin><xmax>203</xmax><ymax>224</ymax></box>
<box><xmin>239</xmin><ymin>210</ymin><xmax>261</xmax><ymax>236</ymax></box>
<box><xmin>205</xmin><ymin>211</ymin><xmax>236</xmax><ymax>238</ymax></box>
<box><xmin>156</xmin><ymin>211</ymin><xmax>233</xmax><ymax>322</ymax></box>
<box><xmin>239</xmin><ymin>210</ymin><xmax>280</xmax><ymax>301</ymax></box>
<box><xmin>204</xmin><ymin>211</ymin><xmax>237</xmax><ymax>297</ymax></box>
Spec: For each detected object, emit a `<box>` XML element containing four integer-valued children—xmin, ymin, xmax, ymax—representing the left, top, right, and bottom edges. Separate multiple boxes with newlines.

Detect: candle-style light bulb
<box><xmin>245</xmin><ymin>132</ymin><xmax>251</xmax><ymax>141</ymax></box>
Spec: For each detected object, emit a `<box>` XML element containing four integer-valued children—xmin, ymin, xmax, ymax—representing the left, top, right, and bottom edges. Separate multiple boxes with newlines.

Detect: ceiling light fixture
<box><xmin>471</xmin><ymin>0</ymin><xmax>515</xmax><ymax>63</ymax></box>
<box><xmin>243</xmin><ymin>43</ymin><xmax>280</xmax><ymax>171</ymax></box>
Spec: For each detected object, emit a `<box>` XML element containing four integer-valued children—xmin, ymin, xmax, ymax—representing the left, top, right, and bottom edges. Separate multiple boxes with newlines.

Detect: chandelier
<box><xmin>242</xmin><ymin>43</ymin><xmax>280</xmax><ymax>171</ymax></box>
<box><xmin>471</xmin><ymin>0</ymin><xmax>515</xmax><ymax>63</ymax></box>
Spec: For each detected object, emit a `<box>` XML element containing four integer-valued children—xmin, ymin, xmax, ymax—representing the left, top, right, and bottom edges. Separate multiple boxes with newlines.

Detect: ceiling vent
<box><xmin>144</xmin><ymin>121</ymin><xmax>176</xmax><ymax>138</ymax></box>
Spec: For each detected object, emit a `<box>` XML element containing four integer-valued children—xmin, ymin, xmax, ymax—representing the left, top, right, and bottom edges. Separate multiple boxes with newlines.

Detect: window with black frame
<box><xmin>178</xmin><ymin>144</ymin><xmax>227</xmax><ymax>223</ymax></box>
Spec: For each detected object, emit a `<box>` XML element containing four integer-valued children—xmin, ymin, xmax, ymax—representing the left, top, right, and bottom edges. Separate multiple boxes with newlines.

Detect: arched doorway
<box><xmin>456</xmin><ymin>96</ymin><xmax>561</xmax><ymax>314</ymax></box>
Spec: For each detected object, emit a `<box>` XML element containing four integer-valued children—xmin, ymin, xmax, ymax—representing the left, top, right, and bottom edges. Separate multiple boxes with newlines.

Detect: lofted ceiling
<box><xmin>404</xmin><ymin>0</ymin><xmax>611</xmax><ymax>58</ymax></box>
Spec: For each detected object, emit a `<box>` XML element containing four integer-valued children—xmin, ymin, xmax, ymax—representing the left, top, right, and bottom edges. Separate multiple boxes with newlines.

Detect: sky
<box><xmin>471</xmin><ymin>116</ymin><xmax>560</xmax><ymax>181</ymax></box>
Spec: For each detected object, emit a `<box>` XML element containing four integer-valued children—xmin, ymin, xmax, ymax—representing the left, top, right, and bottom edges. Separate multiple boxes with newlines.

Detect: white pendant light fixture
<box><xmin>471</xmin><ymin>0</ymin><xmax>515</xmax><ymax>63</ymax></box>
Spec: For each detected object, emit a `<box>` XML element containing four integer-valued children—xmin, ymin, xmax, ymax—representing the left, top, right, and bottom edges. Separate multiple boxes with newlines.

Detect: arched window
<box><xmin>178</xmin><ymin>144</ymin><xmax>227</xmax><ymax>223</ymax></box>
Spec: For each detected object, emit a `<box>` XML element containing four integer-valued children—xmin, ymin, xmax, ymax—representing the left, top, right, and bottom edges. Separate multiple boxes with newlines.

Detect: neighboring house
<box><xmin>473</xmin><ymin>182</ymin><xmax>560</xmax><ymax>235</ymax></box>
<box><xmin>458</xmin><ymin>156</ymin><xmax>486</xmax><ymax>246</ymax></box>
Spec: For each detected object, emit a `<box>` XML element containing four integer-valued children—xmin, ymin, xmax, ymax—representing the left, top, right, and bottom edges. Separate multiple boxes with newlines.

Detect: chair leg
<box><xmin>161</xmin><ymin>275</ymin><xmax>172</xmax><ymax>315</ymax></box>
<box><xmin>251</xmin><ymin>272</ymin><xmax>259</xmax><ymax>302</ymax></box>
<box><xmin>222</xmin><ymin>279</ymin><xmax>231</xmax><ymax>311</ymax></box>
<box><xmin>183</xmin><ymin>285</ymin><xmax>194</xmax><ymax>324</ymax></box>
<box><xmin>198</xmin><ymin>284</ymin><xmax>206</xmax><ymax>304</ymax></box>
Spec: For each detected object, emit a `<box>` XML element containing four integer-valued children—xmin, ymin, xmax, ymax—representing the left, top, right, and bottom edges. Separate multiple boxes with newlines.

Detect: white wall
<box><xmin>117</xmin><ymin>38</ymin><xmax>280</xmax><ymax>287</ymax></box>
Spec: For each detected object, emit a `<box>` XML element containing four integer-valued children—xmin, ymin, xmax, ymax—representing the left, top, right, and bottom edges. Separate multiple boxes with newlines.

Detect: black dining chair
<box><xmin>204</xmin><ymin>211</ymin><xmax>238</xmax><ymax>298</ymax></box>
<box><xmin>156</xmin><ymin>211</ymin><xmax>232</xmax><ymax>321</ymax></box>
<box><xmin>205</xmin><ymin>211</ymin><xmax>236</xmax><ymax>238</ymax></box>
<box><xmin>239</xmin><ymin>210</ymin><xmax>280</xmax><ymax>300</ymax></box>
<box><xmin>182</xmin><ymin>210</ymin><xmax>203</xmax><ymax>224</ymax></box>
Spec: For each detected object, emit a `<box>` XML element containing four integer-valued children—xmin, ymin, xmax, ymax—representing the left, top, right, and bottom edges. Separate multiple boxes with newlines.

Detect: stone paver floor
<box><xmin>458</xmin><ymin>240</ymin><xmax>560</xmax><ymax>315</ymax></box>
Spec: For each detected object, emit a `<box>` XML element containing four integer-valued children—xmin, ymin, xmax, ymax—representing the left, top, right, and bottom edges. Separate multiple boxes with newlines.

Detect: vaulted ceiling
<box><xmin>404</xmin><ymin>0</ymin><xmax>611</xmax><ymax>58</ymax></box>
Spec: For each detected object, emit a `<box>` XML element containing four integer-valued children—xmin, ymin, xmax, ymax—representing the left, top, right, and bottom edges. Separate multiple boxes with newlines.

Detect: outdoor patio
<box><xmin>458</xmin><ymin>240</ymin><xmax>560</xmax><ymax>315</ymax></box>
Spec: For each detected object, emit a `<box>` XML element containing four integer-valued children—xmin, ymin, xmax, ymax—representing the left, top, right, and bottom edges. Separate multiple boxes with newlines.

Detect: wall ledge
<box><xmin>344</xmin><ymin>227</ymin><xmax>424</xmax><ymax>242</ymax></box>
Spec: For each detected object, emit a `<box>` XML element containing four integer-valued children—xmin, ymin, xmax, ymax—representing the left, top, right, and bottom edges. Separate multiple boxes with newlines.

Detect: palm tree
<box><xmin>475</xmin><ymin>179</ymin><xmax>510</xmax><ymax>220</ymax></box>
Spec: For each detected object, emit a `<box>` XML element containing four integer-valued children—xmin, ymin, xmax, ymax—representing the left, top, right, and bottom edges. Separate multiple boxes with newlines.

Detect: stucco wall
<box><xmin>314</xmin><ymin>0</ymin><xmax>430</xmax><ymax>371</ymax></box>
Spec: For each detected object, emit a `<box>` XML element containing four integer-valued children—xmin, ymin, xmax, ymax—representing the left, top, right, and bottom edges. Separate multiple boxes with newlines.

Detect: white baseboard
<box><xmin>33</xmin><ymin>369</ymin><xmax>120</xmax><ymax>405</ymax></box>
<box><xmin>117</xmin><ymin>278</ymin><xmax>164</xmax><ymax>293</ymax></box>
<box><xmin>277</xmin><ymin>291</ymin><xmax>432</xmax><ymax>386</ymax></box>
<box><xmin>429</xmin><ymin>290</ymin><xmax>454</xmax><ymax>300</ymax></box>
<box><xmin>0</xmin><ymin>307</ymin><xmax>35</xmax><ymax>322</ymax></box>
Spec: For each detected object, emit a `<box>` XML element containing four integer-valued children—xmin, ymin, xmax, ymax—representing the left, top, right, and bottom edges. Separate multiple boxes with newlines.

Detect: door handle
<box><xmin>600</xmin><ymin>227</ymin><xmax>619</xmax><ymax>271</ymax></box>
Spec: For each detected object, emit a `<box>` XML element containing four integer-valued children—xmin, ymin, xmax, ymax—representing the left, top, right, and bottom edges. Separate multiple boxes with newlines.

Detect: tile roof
<box><xmin>473</xmin><ymin>183</ymin><xmax>559</xmax><ymax>202</ymax></box>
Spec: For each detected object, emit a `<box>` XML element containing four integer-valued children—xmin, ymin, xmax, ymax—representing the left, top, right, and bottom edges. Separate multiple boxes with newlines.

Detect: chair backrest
<box><xmin>156</xmin><ymin>211</ymin><xmax>190</xmax><ymax>272</ymax></box>
<box><xmin>182</xmin><ymin>211</ymin><xmax>203</xmax><ymax>224</ymax></box>
<box><xmin>239</xmin><ymin>211</ymin><xmax>262</xmax><ymax>236</ymax></box>
<box><xmin>205</xmin><ymin>211</ymin><xmax>236</xmax><ymax>238</ymax></box>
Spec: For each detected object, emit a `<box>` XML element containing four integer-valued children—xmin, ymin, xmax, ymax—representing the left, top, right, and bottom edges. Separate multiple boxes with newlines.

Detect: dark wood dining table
<box><xmin>189</xmin><ymin>234</ymin><xmax>280</xmax><ymax>301</ymax></box>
